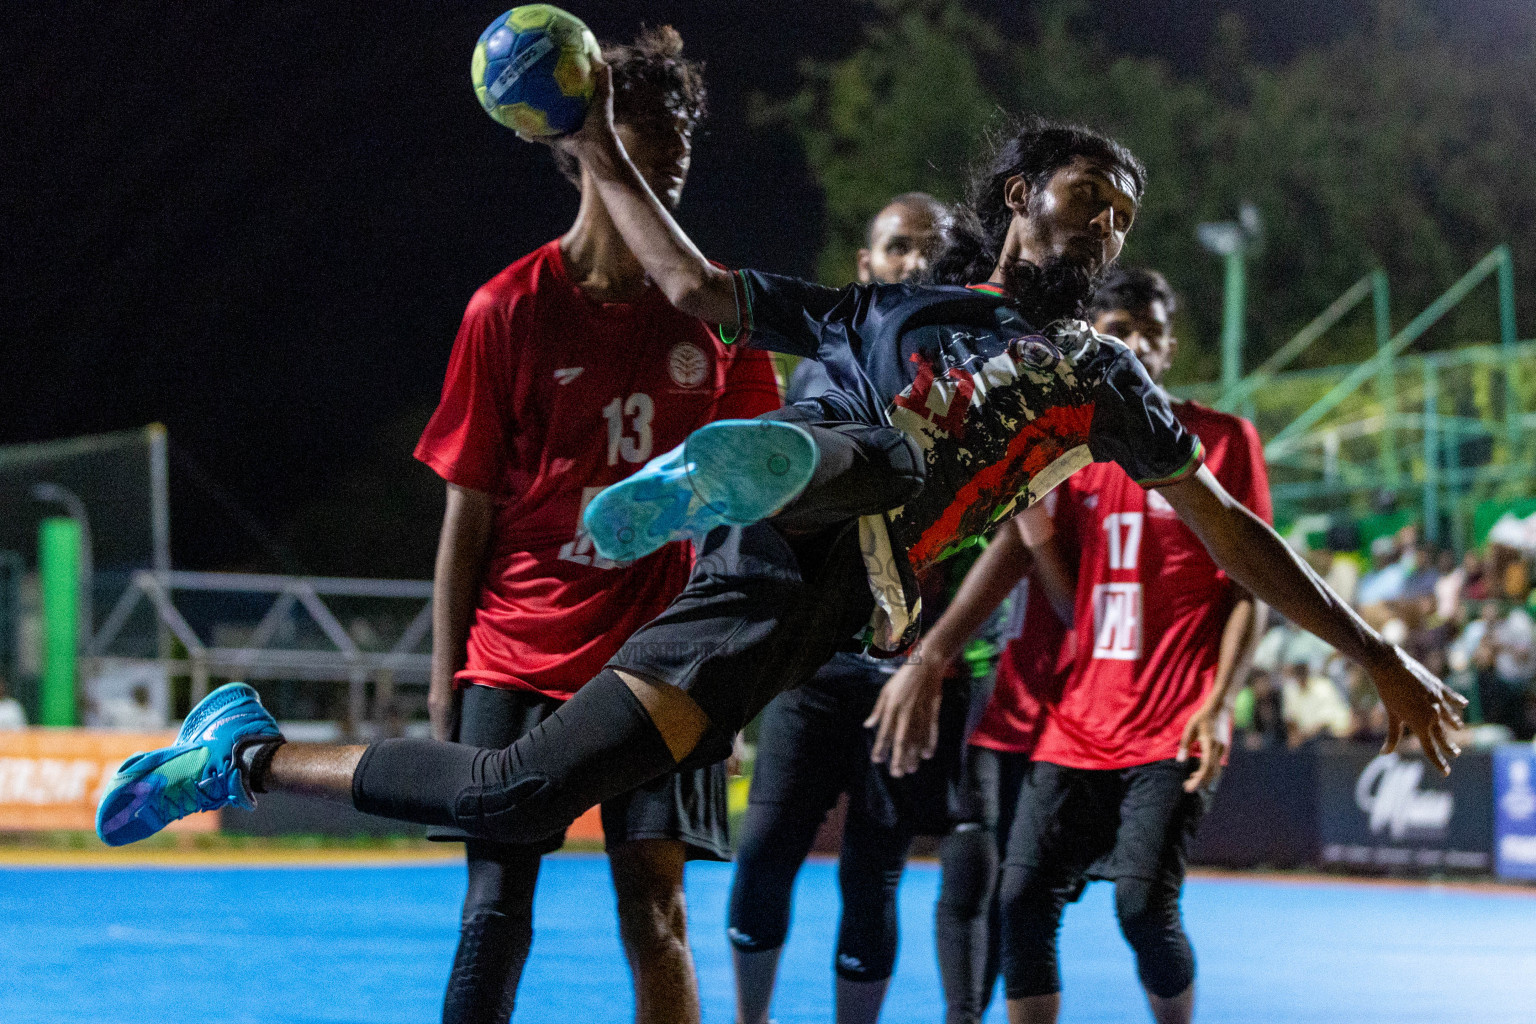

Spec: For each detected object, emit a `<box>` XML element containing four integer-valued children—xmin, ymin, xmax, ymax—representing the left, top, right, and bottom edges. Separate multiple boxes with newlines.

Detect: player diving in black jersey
<box><xmin>99</xmin><ymin>62</ymin><xmax>1466</xmax><ymax>896</ymax></box>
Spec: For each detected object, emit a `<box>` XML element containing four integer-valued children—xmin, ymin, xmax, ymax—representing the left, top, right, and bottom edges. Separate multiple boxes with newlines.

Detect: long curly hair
<box><xmin>929</xmin><ymin>116</ymin><xmax>1146</xmax><ymax>289</ymax></box>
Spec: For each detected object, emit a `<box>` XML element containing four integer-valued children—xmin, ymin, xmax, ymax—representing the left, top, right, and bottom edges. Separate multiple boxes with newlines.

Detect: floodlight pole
<box><xmin>1219</xmin><ymin>248</ymin><xmax>1246</xmax><ymax>400</ymax></box>
<box><xmin>1199</xmin><ymin>204</ymin><xmax>1261</xmax><ymax>416</ymax></box>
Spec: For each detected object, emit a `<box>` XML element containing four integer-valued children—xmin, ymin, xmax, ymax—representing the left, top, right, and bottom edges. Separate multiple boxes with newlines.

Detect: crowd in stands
<box><xmin>1234</xmin><ymin>522</ymin><xmax>1536</xmax><ymax>749</ymax></box>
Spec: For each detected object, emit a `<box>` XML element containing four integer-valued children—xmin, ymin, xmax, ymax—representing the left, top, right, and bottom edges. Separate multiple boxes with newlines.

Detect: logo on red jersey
<box><xmin>668</xmin><ymin>343</ymin><xmax>710</xmax><ymax>388</ymax></box>
<box><xmin>1091</xmin><ymin>582</ymin><xmax>1142</xmax><ymax>660</ymax></box>
<box><xmin>553</xmin><ymin>367</ymin><xmax>584</xmax><ymax>385</ymax></box>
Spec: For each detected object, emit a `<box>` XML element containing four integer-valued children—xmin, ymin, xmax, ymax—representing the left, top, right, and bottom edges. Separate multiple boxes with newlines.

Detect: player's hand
<box><xmin>1370</xmin><ymin>643</ymin><xmax>1467</xmax><ymax>775</ymax></box>
<box><xmin>1177</xmin><ymin>705</ymin><xmax>1231</xmax><ymax>793</ymax></box>
<box><xmin>865</xmin><ymin>652</ymin><xmax>946</xmax><ymax>778</ymax></box>
<box><xmin>548</xmin><ymin>60</ymin><xmax>617</xmax><ymax>156</ymax></box>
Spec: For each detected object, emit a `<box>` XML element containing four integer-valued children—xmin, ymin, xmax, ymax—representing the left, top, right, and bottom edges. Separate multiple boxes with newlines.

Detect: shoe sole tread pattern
<box><xmin>583</xmin><ymin>420</ymin><xmax>817</xmax><ymax>563</ymax></box>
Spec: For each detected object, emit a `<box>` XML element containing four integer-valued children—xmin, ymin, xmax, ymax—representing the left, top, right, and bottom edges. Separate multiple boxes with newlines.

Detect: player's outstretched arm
<box><xmin>1159</xmin><ymin>466</ymin><xmax>1467</xmax><ymax>773</ymax></box>
<box><xmin>555</xmin><ymin>63</ymin><xmax>738</xmax><ymax>326</ymax></box>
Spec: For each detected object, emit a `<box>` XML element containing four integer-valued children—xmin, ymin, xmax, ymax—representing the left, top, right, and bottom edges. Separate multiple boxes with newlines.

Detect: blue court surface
<box><xmin>3</xmin><ymin>855</ymin><xmax>1533</xmax><ymax>1023</ymax></box>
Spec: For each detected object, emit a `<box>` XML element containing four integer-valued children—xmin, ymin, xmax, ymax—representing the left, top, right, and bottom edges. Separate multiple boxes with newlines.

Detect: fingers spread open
<box><xmin>1382</xmin><ymin>710</ymin><xmax>1403</xmax><ymax>754</ymax></box>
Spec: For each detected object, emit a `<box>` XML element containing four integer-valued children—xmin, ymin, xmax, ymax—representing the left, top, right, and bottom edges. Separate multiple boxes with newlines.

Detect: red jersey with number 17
<box><xmin>414</xmin><ymin>240</ymin><xmax>781</xmax><ymax>699</ymax></box>
<box><xmin>1031</xmin><ymin>401</ymin><xmax>1271</xmax><ymax>769</ymax></box>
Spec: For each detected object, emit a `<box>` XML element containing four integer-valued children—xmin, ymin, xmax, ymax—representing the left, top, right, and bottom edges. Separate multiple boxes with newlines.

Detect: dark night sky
<box><xmin>3</xmin><ymin>1</ymin><xmax>1525</xmax><ymax>574</ymax></box>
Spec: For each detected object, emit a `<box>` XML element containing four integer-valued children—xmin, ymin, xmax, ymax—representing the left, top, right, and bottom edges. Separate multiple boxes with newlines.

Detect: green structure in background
<box><xmin>39</xmin><ymin>516</ymin><xmax>79</xmax><ymax>727</ymax></box>
<box><xmin>1185</xmin><ymin>245</ymin><xmax>1529</xmax><ymax>552</ymax></box>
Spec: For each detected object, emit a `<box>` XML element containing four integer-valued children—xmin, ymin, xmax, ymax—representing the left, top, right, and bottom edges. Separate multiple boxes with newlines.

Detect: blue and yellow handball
<box><xmin>471</xmin><ymin>5</ymin><xmax>600</xmax><ymax>138</ymax></box>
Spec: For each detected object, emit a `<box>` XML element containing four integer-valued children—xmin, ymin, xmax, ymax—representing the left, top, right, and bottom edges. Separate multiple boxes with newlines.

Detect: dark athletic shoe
<box><xmin>95</xmin><ymin>682</ymin><xmax>282</xmax><ymax>847</ymax></box>
<box><xmin>583</xmin><ymin>418</ymin><xmax>819</xmax><ymax>562</ymax></box>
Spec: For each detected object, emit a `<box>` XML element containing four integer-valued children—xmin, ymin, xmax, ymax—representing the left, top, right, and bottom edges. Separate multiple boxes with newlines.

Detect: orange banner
<box><xmin>0</xmin><ymin>728</ymin><xmax>219</xmax><ymax>833</ymax></box>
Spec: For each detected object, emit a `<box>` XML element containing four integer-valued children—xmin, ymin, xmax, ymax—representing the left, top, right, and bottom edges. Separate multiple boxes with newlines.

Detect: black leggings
<box><xmin>999</xmin><ymin>867</ymin><xmax>1194</xmax><ymax>1000</ymax></box>
<box><xmin>728</xmin><ymin>799</ymin><xmax>911</xmax><ymax>982</ymax></box>
<box><xmin>442</xmin><ymin>841</ymin><xmax>542</xmax><ymax>1024</ymax></box>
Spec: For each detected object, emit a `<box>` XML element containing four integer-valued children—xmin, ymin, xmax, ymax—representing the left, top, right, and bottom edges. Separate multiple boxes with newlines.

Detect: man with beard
<box><xmin>99</xmin><ymin>63</ymin><xmax>1464</xmax><ymax>944</ymax></box>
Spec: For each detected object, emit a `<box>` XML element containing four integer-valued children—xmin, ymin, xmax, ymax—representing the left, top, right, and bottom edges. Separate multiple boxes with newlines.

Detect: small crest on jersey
<box><xmin>1011</xmin><ymin>335</ymin><xmax>1060</xmax><ymax>370</ymax></box>
<box><xmin>553</xmin><ymin>367</ymin><xmax>584</xmax><ymax>385</ymax></box>
<box><xmin>668</xmin><ymin>342</ymin><xmax>710</xmax><ymax>388</ymax></box>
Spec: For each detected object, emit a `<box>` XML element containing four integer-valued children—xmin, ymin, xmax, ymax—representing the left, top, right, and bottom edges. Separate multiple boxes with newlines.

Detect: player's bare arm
<box><xmin>1178</xmin><ymin>591</ymin><xmax>1265</xmax><ymax>792</ymax></box>
<box><xmin>427</xmin><ymin>483</ymin><xmax>496</xmax><ymax>742</ymax></box>
<box><xmin>557</xmin><ymin>63</ymin><xmax>738</xmax><ymax>326</ymax></box>
<box><xmin>1158</xmin><ymin>466</ymin><xmax>1467</xmax><ymax>773</ymax></box>
<box><xmin>867</xmin><ymin>503</ymin><xmax>1056</xmax><ymax>777</ymax></box>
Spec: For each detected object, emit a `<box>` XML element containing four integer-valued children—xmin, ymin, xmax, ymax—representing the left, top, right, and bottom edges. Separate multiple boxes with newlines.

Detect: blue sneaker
<box><xmin>583</xmin><ymin>418</ymin><xmax>819</xmax><ymax>562</ymax></box>
<box><xmin>95</xmin><ymin>682</ymin><xmax>282</xmax><ymax>847</ymax></box>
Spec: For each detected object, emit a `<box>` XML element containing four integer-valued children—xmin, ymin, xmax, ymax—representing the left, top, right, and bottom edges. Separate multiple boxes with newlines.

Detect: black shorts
<box><xmin>428</xmin><ymin>682</ymin><xmax>731</xmax><ymax>861</ymax></box>
<box><xmin>749</xmin><ymin>652</ymin><xmax>978</xmax><ymax>837</ymax></box>
<box><xmin>1003</xmin><ymin>759</ymin><xmax>1209</xmax><ymax>898</ymax></box>
<box><xmin>608</xmin><ymin>520</ymin><xmax>876</xmax><ymax>766</ymax></box>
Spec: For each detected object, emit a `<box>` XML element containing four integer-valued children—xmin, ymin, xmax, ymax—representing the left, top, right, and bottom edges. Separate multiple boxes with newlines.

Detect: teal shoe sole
<box><xmin>583</xmin><ymin>419</ymin><xmax>819</xmax><ymax>562</ymax></box>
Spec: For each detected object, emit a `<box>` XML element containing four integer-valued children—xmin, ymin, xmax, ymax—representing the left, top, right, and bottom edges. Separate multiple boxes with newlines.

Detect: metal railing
<box><xmin>89</xmin><ymin>570</ymin><xmax>432</xmax><ymax>735</ymax></box>
<box><xmin>1179</xmin><ymin>246</ymin><xmax>1529</xmax><ymax>546</ymax></box>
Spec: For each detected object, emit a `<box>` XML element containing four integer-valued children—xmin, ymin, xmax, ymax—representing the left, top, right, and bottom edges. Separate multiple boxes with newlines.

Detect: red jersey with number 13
<box><xmin>415</xmin><ymin>240</ymin><xmax>781</xmax><ymax>699</ymax></box>
<box><xmin>1031</xmin><ymin>401</ymin><xmax>1271</xmax><ymax>769</ymax></box>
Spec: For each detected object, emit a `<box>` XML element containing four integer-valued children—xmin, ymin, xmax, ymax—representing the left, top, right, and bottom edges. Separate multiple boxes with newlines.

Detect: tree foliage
<box><xmin>768</xmin><ymin>0</ymin><xmax>1536</xmax><ymax>385</ymax></box>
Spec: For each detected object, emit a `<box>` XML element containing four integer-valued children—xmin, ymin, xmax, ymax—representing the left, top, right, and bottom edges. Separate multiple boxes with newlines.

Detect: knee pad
<box><xmin>1114</xmin><ymin>877</ymin><xmax>1194</xmax><ymax>999</ymax></box>
<box><xmin>997</xmin><ymin>864</ymin><xmax>1068</xmax><ymax>1000</ymax></box>
<box><xmin>354</xmin><ymin>671</ymin><xmax>676</xmax><ymax>847</ymax></box>
<box><xmin>834</xmin><ymin>867</ymin><xmax>902</xmax><ymax>982</ymax></box>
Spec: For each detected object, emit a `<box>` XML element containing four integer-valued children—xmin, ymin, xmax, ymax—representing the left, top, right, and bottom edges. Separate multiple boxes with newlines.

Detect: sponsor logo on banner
<box><xmin>1354</xmin><ymin>753</ymin><xmax>1454</xmax><ymax>840</ymax></box>
<box><xmin>1317</xmin><ymin>746</ymin><xmax>1493</xmax><ymax>874</ymax></box>
<box><xmin>1500</xmin><ymin>756</ymin><xmax>1535</xmax><ymax>821</ymax></box>
<box><xmin>0</xmin><ymin>729</ymin><xmax>219</xmax><ymax>833</ymax></box>
<box><xmin>1495</xmin><ymin>745</ymin><xmax>1536</xmax><ymax>879</ymax></box>
<box><xmin>1092</xmin><ymin>582</ymin><xmax>1142</xmax><ymax>661</ymax></box>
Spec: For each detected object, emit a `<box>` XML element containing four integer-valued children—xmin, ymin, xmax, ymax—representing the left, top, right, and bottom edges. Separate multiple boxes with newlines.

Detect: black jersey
<box><xmin>739</xmin><ymin>271</ymin><xmax>1203</xmax><ymax>649</ymax></box>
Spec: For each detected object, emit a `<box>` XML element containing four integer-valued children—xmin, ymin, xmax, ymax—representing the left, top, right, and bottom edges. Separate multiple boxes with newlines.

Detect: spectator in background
<box><xmin>1356</xmin><ymin>535</ymin><xmax>1410</xmax><ymax>608</ymax></box>
<box><xmin>98</xmin><ymin>685</ymin><xmax>161</xmax><ymax>731</ymax></box>
<box><xmin>1480</xmin><ymin>603</ymin><xmax>1536</xmax><ymax>739</ymax></box>
<box><xmin>1281</xmin><ymin>662</ymin><xmax>1352</xmax><ymax>746</ymax></box>
<box><xmin>1340</xmin><ymin>662</ymin><xmax>1388</xmax><ymax>743</ymax></box>
<box><xmin>1235</xmin><ymin>667</ymin><xmax>1286</xmax><ymax>750</ymax></box>
<box><xmin>1321</xmin><ymin>523</ymin><xmax>1362</xmax><ymax>605</ymax></box>
<box><xmin>1407</xmin><ymin>595</ymin><xmax>1454</xmax><ymax>668</ymax></box>
<box><xmin>1252</xmin><ymin>622</ymin><xmax>1334</xmax><ymax>677</ymax></box>
<box><xmin>0</xmin><ymin>674</ymin><xmax>25</xmax><ymax>731</ymax></box>
<box><xmin>1462</xmin><ymin>550</ymin><xmax>1492</xmax><ymax>602</ymax></box>
<box><xmin>1400</xmin><ymin>543</ymin><xmax>1442</xmax><ymax>602</ymax></box>
<box><xmin>1434</xmin><ymin>550</ymin><xmax>1465</xmax><ymax>621</ymax></box>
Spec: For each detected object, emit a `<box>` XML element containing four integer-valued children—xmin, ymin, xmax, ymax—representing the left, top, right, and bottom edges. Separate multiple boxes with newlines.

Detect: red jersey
<box><xmin>415</xmin><ymin>240</ymin><xmax>781</xmax><ymax>699</ymax></box>
<box><xmin>1031</xmin><ymin>401</ymin><xmax>1271</xmax><ymax>769</ymax></box>
<box><xmin>969</xmin><ymin>491</ymin><xmax>1076</xmax><ymax>754</ymax></box>
<box><xmin>969</xmin><ymin>574</ymin><xmax>1074</xmax><ymax>754</ymax></box>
